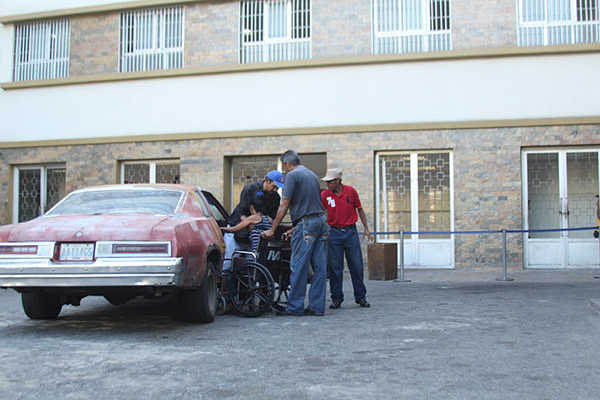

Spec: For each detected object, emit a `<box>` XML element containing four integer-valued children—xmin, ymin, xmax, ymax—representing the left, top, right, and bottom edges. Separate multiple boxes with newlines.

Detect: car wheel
<box><xmin>181</xmin><ymin>261</ymin><xmax>218</xmax><ymax>323</ymax></box>
<box><xmin>21</xmin><ymin>292</ymin><xmax>63</xmax><ymax>320</ymax></box>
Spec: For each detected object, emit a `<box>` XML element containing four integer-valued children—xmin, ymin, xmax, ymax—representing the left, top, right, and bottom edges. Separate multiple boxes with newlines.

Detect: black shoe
<box><xmin>304</xmin><ymin>308</ymin><xmax>324</xmax><ymax>316</ymax></box>
<box><xmin>356</xmin><ymin>298</ymin><xmax>370</xmax><ymax>308</ymax></box>
<box><xmin>329</xmin><ymin>301</ymin><xmax>342</xmax><ymax>309</ymax></box>
<box><xmin>276</xmin><ymin>309</ymin><xmax>302</xmax><ymax>316</ymax></box>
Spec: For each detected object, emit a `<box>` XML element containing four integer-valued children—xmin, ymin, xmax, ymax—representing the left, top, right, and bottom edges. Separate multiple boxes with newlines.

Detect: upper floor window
<box><xmin>240</xmin><ymin>0</ymin><xmax>311</xmax><ymax>63</ymax></box>
<box><xmin>13</xmin><ymin>19</ymin><xmax>70</xmax><ymax>82</ymax></box>
<box><xmin>373</xmin><ymin>0</ymin><xmax>451</xmax><ymax>54</ymax></box>
<box><xmin>119</xmin><ymin>7</ymin><xmax>184</xmax><ymax>72</ymax></box>
<box><xmin>518</xmin><ymin>0</ymin><xmax>599</xmax><ymax>46</ymax></box>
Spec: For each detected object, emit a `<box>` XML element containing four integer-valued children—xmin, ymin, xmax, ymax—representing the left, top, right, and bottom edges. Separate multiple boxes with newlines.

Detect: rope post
<box><xmin>394</xmin><ymin>230</ymin><xmax>411</xmax><ymax>283</ymax></box>
<box><xmin>594</xmin><ymin>227</ymin><xmax>600</xmax><ymax>279</ymax></box>
<box><xmin>496</xmin><ymin>228</ymin><xmax>514</xmax><ymax>282</ymax></box>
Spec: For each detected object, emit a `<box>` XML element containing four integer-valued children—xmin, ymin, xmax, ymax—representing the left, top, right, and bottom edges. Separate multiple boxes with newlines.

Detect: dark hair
<box><xmin>280</xmin><ymin>150</ymin><xmax>300</xmax><ymax>166</ymax></box>
<box><xmin>250</xmin><ymin>192</ymin><xmax>268</xmax><ymax>214</ymax></box>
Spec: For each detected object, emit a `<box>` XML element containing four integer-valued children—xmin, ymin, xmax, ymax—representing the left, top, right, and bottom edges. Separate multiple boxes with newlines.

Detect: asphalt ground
<box><xmin>1</xmin><ymin>269</ymin><xmax>600</xmax><ymax>399</ymax></box>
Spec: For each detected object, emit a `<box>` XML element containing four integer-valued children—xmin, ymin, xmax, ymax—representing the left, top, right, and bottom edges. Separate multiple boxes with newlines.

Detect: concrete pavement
<box><xmin>0</xmin><ymin>268</ymin><xmax>599</xmax><ymax>399</ymax></box>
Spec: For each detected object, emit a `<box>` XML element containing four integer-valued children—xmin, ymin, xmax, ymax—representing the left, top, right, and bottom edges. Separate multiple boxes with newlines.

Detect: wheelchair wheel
<box><xmin>228</xmin><ymin>262</ymin><xmax>275</xmax><ymax>317</ymax></box>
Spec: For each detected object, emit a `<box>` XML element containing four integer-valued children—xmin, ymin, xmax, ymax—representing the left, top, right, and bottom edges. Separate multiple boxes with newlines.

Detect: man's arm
<box><xmin>357</xmin><ymin>207</ymin><xmax>373</xmax><ymax>242</ymax></box>
<box><xmin>262</xmin><ymin>198</ymin><xmax>290</xmax><ymax>239</ymax></box>
<box><xmin>221</xmin><ymin>215</ymin><xmax>261</xmax><ymax>233</ymax></box>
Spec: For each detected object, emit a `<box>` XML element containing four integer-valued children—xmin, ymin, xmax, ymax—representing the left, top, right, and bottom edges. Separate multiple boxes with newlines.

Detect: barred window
<box><xmin>119</xmin><ymin>6</ymin><xmax>184</xmax><ymax>72</ymax></box>
<box><xmin>376</xmin><ymin>152</ymin><xmax>452</xmax><ymax>240</ymax></box>
<box><xmin>13</xmin><ymin>19</ymin><xmax>70</xmax><ymax>82</ymax></box>
<box><xmin>228</xmin><ymin>153</ymin><xmax>326</xmax><ymax>214</ymax></box>
<box><xmin>240</xmin><ymin>0</ymin><xmax>311</xmax><ymax>63</ymax></box>
<box><xmin>14</xmin><ymin>165</ymin><xmax>66</xmax><ymax>223</ymax></box>
<box><xmin>373</xmin><ymin>0</ymin><xmax>451</xmax><ymax>54</ymax></box>
<box><xmin>518</xmin><ymin>0</ymin><xmax>599</xmax><ymax>46</ymax></box>
<box><xmin>120</xmin><ymin>160</ymin><xmax>180</xmax><ymax>184</ymax></box>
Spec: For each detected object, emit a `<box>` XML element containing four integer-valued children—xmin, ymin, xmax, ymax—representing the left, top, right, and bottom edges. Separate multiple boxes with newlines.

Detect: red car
<box><xmin>0</xmin><ymin>184</ymin><xmax>228</xmax><ymax>323</ymax></box>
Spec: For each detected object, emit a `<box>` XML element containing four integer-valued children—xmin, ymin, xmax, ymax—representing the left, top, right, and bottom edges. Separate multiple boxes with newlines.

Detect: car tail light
<box><xmin>95</xmin><ymin>241</ymin><xmax>171</xmax><ymax>257</ymax></box>
<box><xmin>112</xmin><ymin>244</ymin><xmax>169</xmax><ymax>254</ymax></box>
<box><xmin>0</xmin><ymin>242</ymin><xmax>54</xmax><ymax>258</ymax></box>
<box><xmin>0</xmin><ymin>245</ymin><xmax>37</xmax><ymax>255</ymax></box>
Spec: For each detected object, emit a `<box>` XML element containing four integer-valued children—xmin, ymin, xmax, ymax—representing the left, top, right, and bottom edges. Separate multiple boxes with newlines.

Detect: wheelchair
<box><xmin>218</xmin><ymin>224</ymin><xmax>292</xmax><ymax>317</ymax></box>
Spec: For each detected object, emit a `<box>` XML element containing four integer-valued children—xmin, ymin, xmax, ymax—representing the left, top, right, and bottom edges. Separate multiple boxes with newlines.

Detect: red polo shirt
<box><xmin>321</xmin><ymin>185</ymin><xmax>362</xmax><ymax>228</ymax></box>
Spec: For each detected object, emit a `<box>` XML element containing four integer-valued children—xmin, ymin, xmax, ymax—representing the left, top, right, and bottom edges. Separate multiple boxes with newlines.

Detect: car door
<box><xmin>200</xmin><ymin>190</ymin><xmax>230</xmax><ymax>228</ymax></box>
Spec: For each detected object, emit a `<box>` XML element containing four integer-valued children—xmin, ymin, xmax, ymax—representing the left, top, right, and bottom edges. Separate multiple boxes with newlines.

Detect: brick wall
<box><xmin>64</xmin><ymin>0</ymin><xmax>524</xmax><ymax>78</ymax></box>
<box><xmin>452</xmin><ymin>0</ymin><xmax>518</xmax><ymax>49</ymax></box>
<box><xmin>312</xmin><ymin>0</ymin><xmax>372</xmax><ymax>59</ymax></box>
<box><xmin>70</xmin><ymin>13</ymin><xmax>120</xmax><ymax>76</ymax></box>
<box><xmin>186</xmin><ymin>1</ymin><xmax>239</xmax><ymax>67</ymax></box>
<box><xmin>2</xmin><ymin>125</ymin><xmax>599</xmax><ymax>269</ymax></box>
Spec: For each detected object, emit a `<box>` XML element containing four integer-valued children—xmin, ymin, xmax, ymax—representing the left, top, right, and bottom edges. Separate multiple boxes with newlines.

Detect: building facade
<box><xmin>1</xmin><ymin>0</ymin><xmax>599</xmax><ymax>270</ymax></box>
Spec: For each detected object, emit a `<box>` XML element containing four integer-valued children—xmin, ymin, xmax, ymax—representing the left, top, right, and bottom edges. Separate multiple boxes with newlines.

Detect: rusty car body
<box><xmin>0</xmin><ymin>184</ymin><xmax>228</xmax><ymax>323</ymax></box>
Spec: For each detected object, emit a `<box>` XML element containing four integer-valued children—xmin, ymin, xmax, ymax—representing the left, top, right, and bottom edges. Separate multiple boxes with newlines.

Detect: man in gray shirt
<box><xmin>262</xmin><ymin>150</ymin><xmax>328</xmax><ymax>316</ymax></box>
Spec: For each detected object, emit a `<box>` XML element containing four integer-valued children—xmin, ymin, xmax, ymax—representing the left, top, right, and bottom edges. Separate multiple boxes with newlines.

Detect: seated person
<box><xmin>222</xmin><ymin>171</ymin><xmax>283</xmax><ymax>270</ymax></box>
<box><xmin>221</xmin><ymin>193</ymin><xmax>273</xmax><ymax>254</ymax></box>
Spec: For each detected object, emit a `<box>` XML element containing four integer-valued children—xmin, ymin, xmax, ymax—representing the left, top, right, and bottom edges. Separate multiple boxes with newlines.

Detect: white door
<box><xmin>376</xmin><ymin>152</ymin><xmax>454</xmax><ymax>269</ymax></box>
<box><xmin>524</xmin><ymin>149</ymin><xmax>600</xmax><ymax>269</ymax></box>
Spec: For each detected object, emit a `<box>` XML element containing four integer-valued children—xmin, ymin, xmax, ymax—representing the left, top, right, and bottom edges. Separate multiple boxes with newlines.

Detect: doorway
<box><xmin>523</xmin><ymin>149</ymin><xmax>600</xmax><ymax>268</ymax></box>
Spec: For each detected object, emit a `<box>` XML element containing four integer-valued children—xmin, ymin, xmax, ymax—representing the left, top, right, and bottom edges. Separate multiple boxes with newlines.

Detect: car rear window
<box><xmin>47</xmin><ymin>189</ymin><xmax>183</xmax><ymax>216</ymax></box>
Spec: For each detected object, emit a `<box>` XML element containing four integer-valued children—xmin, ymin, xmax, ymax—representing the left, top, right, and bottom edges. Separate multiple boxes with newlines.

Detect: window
<box><xmin>228</xmin><ymin>153</ymin><xmax>326</xmax><ymax>213</ymax></box>
<box><xmin>240</xmin><ymin>0</ymin><xmax>311</xmax><ymax>63</ymax></box>
<box><xmin>13</xmin><ymin>19</ymin><xmax>70</xmax><ymax>82</ymax></box>
<box><xmin>13</xmin><ymin>165</ymin><xmax>66</xmax><ymax>223</ymax></box>
<box><xmin>373</xmin><ymin>0</ymin><xmax>451</xmax><ymax>54</ymax></box>
<box><xmin>120</xmin><ymin>160</ymin><xmax>180</xmax><ymax>184</ymax></box>
<box><xmin>119</xmin><ymin>7</ymin><xmax>184</xmax><ymax>72</ymax></box>
<box><xmin>518</xmin><ymin>0</ymin><xmax>599</xmax><ymax>46</ymax></box>
<box><xmin>376</xmin><ymin>151</ymin><xmax>454</xmax><ymax>268</ymax></box>
<box><xmin>376</xmin><ymin>152</ymin><xmax>452</xmax><ymax>239</ymax></box>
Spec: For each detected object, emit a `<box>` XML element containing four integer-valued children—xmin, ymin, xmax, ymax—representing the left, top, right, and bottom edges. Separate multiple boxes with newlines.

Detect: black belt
<box><xmin>330</xmin><ymin>223</ymin><xmax>356</xmax><ymax>232</ymax></box>
<box><xmin>292</xmin><ymin>213</ymin><xmax>323</xmax><ymax>227</ymax></box>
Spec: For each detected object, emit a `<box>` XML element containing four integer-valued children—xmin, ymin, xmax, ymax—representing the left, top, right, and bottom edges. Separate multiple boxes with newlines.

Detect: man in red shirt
<box><xmin>321</xmin><ymin>169</ymin><xmax>372</xmax><ymax>309</ymax></box>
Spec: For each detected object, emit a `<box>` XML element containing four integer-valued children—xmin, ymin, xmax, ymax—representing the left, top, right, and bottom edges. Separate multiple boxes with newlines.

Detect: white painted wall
<box><xmin>0</xmin><ymin>0</ymin><xmax>133</xmax><ymax>17</ymax></box>
<box><xmin>1</xmin><ymin>52</ymin><xmax>599</xmax><ymax>143</ymax></box>
<box><xmin>0</xmin><ymin>22</ymin><xmax>12</xmax><ymax>84</ymax></box>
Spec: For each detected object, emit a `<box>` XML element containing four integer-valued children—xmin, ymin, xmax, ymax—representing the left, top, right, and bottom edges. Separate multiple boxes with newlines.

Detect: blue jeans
<box><xmin>286</xmin><ymin>215</ymin><xmax>328</xmax><ymax>315</ymax></box>
<box><xmin>328</xmin><ymin>226</ymin><xmax>367</xmax><ymax>303</ymax></box>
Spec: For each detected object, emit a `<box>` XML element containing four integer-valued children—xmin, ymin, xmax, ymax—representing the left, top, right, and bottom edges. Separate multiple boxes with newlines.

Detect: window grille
<box><xmin>231</xmin><ymin>156</ymin><xmax>279</xmax><ymax>210</ymax></box>
<box><xmin>376</xmin><ymin>152</ymin><xmax>452</xmax><ymax>240</ymax></box>
<box><xmin>240</xmin><ymin>0</ymin><xmax>311</xmax><ymax>63</ymax></box>
<box><xmin>14</xmin><ymin>165</ymin><xmax>66</xmax><ymax>223</ymax></box>
<box><xmin>121</xmin><ymin>160</ymin><xmax>180</xmax><ymax>184</ymax></box>
<box><xmin>120</xmin><ymin>7</ymin><xmax>184</xmax><ymax>72</ymax></box>
<box><xmin>518</xmin><ymin>0</ymin><xmax>599</xmax><ymax>46</ymax></box>
<box><xmin>228</xmin><ymin>153</ymin><xmax>326</xmax><ymax>213</ymax></box>
<box><xmin>373</xmin><ymin>0</ymin><xmax>451</xmax><ymax>54</ymax></box>
<box><xmin>13</xmin><ymin>19</ymin><xmax>70</xmax><ymax>82</ymax></box>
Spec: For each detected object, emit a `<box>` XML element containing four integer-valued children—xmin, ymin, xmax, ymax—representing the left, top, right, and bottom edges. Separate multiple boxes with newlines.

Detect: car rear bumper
<box><xmin>0</xmin><ymin>257</ymin><xmax>184</xmax><ymax>287</ymax></box>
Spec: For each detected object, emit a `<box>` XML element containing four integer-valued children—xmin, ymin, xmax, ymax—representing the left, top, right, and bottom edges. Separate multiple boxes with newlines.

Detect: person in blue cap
<box><xmin>222</xmin><ymin>170</ymin><xmax>284</xmax><ymax>271</ymax></box>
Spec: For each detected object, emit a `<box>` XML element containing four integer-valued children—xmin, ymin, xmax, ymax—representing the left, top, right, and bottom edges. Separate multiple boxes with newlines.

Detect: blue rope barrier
<box><xmin>366</xmin><ymin>226</ymin><xmax>599</xmax><ymax>236</ymax></box>
<box><xmin>362</xmin><ymin>226</ymin><xmax>599</xmax><ymax>283</ymax></box>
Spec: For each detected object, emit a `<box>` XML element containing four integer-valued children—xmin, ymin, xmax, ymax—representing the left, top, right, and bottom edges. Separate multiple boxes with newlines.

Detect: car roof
<box><xmin>69</xmin><ymin>184</ymin><xmax>204</xmax><ymax>194</ymax></box>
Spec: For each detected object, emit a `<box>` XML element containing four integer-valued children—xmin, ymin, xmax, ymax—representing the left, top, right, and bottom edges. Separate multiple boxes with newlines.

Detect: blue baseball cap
<box><xmin>266</xmin><ymin>170</ymin><xmax>285</xmax><ymax>188</ymax></box>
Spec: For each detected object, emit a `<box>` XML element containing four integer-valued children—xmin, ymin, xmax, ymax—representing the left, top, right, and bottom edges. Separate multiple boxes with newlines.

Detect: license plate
<box><xmin>59</xmin><ymin>243</ymin><xmax>94</xmax><ymax>261</ymax></box>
